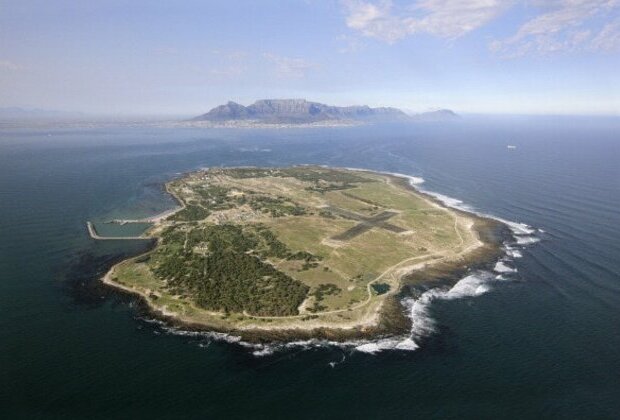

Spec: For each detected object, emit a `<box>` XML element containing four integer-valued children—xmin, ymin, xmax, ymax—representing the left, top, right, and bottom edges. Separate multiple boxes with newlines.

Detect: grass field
<box><xmin>110</xmin><ymin>166</ymin><xmax>483</xmax><ymax>332</ymax></box>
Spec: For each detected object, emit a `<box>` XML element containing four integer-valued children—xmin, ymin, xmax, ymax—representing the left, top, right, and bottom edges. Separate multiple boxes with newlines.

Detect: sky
<box><xmin>1</xmin><ymin>0</ymin><xmax>619</xmax><ymax>116</ymax></box>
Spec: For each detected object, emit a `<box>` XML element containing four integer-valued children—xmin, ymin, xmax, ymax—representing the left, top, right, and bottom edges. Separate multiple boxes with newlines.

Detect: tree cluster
<box><xmin>151</xmin><ymin>224</ymin><xmax>310</xmax><ymax>316</ymax></box>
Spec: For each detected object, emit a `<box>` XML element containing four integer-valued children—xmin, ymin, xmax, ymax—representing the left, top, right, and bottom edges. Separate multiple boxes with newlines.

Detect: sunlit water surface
<box><xmin>1</xmin><ymin>117</ymin><xmax>619</xmax><ymax>418</ymax></box>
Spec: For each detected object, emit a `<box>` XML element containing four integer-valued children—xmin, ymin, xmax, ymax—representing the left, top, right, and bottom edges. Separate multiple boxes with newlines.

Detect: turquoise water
<box><xmin>1</xmin><ymin>117</ymin><xmax>619</xmax><ymax>418</ymax></box>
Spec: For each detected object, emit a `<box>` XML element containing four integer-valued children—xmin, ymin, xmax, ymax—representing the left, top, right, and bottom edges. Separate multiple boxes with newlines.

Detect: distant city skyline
<box><xmin>1</xmin><ymin>0</ymin><xmax>619</xmax><ymax>116</ymax></box>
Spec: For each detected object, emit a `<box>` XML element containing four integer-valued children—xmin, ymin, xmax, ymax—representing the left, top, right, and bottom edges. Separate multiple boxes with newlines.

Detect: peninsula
<box><xmin>100</xmin><ymin>167</ymin><xmax>502</xmax><ymax>341</ymax></box>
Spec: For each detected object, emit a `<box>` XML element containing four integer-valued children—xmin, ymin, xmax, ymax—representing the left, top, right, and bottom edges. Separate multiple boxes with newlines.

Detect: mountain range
<box><xmin>192</xmin><ymin>99</ymin><xmax>457</xmax><ymax>124</ymax></box>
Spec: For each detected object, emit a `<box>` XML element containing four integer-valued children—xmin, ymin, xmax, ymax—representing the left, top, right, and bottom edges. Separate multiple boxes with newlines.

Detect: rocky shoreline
<box><xmin>97</xmin><ymin>168</ymin><xmax>510</xmax><ymax>344</ymax></box>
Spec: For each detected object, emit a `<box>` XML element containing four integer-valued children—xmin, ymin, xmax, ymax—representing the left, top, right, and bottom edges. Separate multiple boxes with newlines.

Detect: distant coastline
<box><xmin>172</xmin><ymin>119</ymin><xmax>363</xmax><ymax>129</ymax></box>
<box><xmin>0</xmin><ymin>100</ymin><xmax>457</xmax><ymax>130</ymax></box>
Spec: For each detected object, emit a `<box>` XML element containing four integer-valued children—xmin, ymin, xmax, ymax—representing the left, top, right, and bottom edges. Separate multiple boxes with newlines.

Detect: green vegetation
<box><xmin>371</xmin><ymin>283</ymin><xmax>391</xmax><ymax>295</ymax></box>
<box><xmin>226</xmin><ymin>166</ymin><xmax>371</xmax><ymax>184</ymax></box>
<box><xmin>195</xmin><ymin>185</ymin><xmax>235</xmax><ymax>210</ymax></box>
<box><xmin>152</xmin><ymin>224</ymin><xmax>309</xmax><ymax>316</ymax></box>
<box><xmin>110</xmin><ymin>165</ymin><xmax>482</xmax><ymax>332</ymax></box>
<box><xmin>308</xmin><ymin>283</ymin><xmax>342</xmax><ymax>313</ymax></box>
<box><xmin>248</xmin><ymin>195</ymin><xmax>306</xmax><ymax>217</ymax></box>
<box><xmin>318</xmin><ymin>209</ymin><xmax>336</xmax><ymax>219</ymax></box>
<box><xmin>254</xmin><ymin>225</ymin><xmax>289</xmax><ymax>258</ymax></box>
<box><xmin>305</xmin><ymin>182</ymin><xmax>355</xmax><ymax>193</ymax></box>
<box><xmin>168</xmin><ymin>204</ymin><xmax>210</xmax><ymax>221</ymax></box>
<box><xmin>312</xmin><ymin>283</ymin><xmax>342</xmax><ymax>300</ymax></box>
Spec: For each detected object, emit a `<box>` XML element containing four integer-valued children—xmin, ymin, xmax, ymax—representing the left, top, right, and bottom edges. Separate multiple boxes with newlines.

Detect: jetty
<box><xmin>86</xmin><ymin>221</ymin><xmax>148</xmax><ymax>240</ymax></box>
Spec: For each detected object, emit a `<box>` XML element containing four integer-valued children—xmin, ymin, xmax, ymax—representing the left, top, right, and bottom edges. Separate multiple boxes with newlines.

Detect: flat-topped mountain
<box><xmin>192</xmin><ymin>99</ymin><xmax>410</xmax><ymax>124</ymax></box>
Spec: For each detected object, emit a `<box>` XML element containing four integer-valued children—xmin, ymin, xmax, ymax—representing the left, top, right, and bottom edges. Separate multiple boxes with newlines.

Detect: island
<box><xmin>99</xmin><ymin>167</ymin><xmax>504</xmax><ymax>341</ymax></box>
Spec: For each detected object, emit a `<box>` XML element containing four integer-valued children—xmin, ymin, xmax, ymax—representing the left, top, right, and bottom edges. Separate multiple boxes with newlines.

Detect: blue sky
<box><xmin>1</xmin><ymin>0</ymin><xmax>619</xmax><ymax>115</ymax></box>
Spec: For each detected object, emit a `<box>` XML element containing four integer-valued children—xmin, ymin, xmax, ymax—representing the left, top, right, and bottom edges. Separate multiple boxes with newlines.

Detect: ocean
<box><xmin>1</xmin><ymin>116</ymin><xmax>619</xmax><ymax>418</ymax></box>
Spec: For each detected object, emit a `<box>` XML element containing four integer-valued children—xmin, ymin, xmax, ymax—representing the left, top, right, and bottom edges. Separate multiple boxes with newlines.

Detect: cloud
<box><xmin>263</xmin><ymin>53</ymin><xmax>318</xmax><ymax>78</ymax></box>
<box><xmin>337</xmin><ymin>34</ymin><xmax>366</xmax><ymax>53</ymax></box>
<box><xmin>491</xmin><ymin>0</ymin><xmax>620</xmax><ymax>56</ymax></box>
<box><xmin>341</xmin><ymin>0</ymin><xmax>620</xmax><ymax>56</ymax></box>
<box><xmin>590</xmin><ymin>17</ymin><xmax>620</xmax><ymax>51</ymax></box>
<box><xmin>0</xmin><ymin>60</ymin><xmax>23</xmax><ymax>71</ymax></box>
<box><xmin>343</xmin><ymin>0</ymin><xmax>410</xmax><ymax>42</ymax></box>
<box><xmin>209</xmin><ymin>65</ymin><xmax>244</xmax><ymax>78</ymax></box>
<box><xmin>207</xmin><ymin>50</ymin><xmax>248</xmax><ymax>80</ymax></box>
<box><xmin>408</xmin><ymin>0</ymin><xmax>513</xmax><ymax>38</ymax></box>
<box><xmin>342</xmin><ymin>0</ymin><xmax>510</xmax><ymax>43</ymax></box>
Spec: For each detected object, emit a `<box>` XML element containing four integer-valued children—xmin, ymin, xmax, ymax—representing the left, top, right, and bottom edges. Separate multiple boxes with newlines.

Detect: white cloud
<box><xmin>337</xmin><ymin>34</ymin><xmax>365</xmax><ymax>53</ymax></box>
<box><xmin>408</xmin><ymin>0</ymin><xmax>513</xmax><ymax>38</ymax></box>
<box><xmin>263</xmin><ymin>53</ymin><xmax>318</xmax><ymax>78</ymax></box>
<box><xmin>343</xmin><ymin>0</ymin><xmax>410</xmax><ymax>42</ymax></box>
<box><xmin>207</xmin><ymin>50</ymin><xmax>248</xmax><ymax>80</ymax></box>
<box><xmin>0</xmin><ymin>60</ymin><xmax>23</xmax><ymax>71</ymax></box>
<box><xmin>342</xmin><ymin>0</ymin><xmax>510</xmax><ymax>43</ymax></box>
<box><xmin>341</xmin><ymin>0</ymin><xmax>620</xmax><ymax>56</ymax></box>
<box><xmin>209</xmin><ymin>65</ymin><xmax>244</xmax><ymax>78</ymax></box>
<box><xmin>491</xmin><ymin>0</ymin><xmax>620</xmax><ymax>56</ymax></box>
<box><xmin>590</xmin><ymin>17</ymin><xmax>620</xmax><ymax>51</ymax></box>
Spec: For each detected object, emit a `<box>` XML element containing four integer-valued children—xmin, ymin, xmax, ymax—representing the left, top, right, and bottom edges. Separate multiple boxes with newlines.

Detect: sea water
<box><xmin>1</xmin><ymin>116</ymin><xmax>619</xmax><ymax>418</ymax></box>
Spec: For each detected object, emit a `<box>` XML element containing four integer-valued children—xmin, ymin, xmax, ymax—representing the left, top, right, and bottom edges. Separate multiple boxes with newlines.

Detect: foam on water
<box><xmin>423</xmin><ymin>191</ymin><xmax>472</xmax><ymax>211</ymax></box>
<box><xmin>505</xmin><ymin>247</ymin><xmax>523</xmax><ymax>259</ymax></box>
<box><xmin>494</xmin><ymin>261</ymin><xmax>517</xmax><ymax>273</ymax></box>
<box><xmin>498</xmin><ymin>219</ymin><xmax>537</xmax><ymax>236</ymax></box>
<box><xmin>350</xmin><ymin>271</ymin><xmax>511</xmax><ymax>355</ymax></box>
<box><xmin>423</xmin><ymin>190</ymin><xmax>539</xmax><ymax>242</ymax></box>
<box><xmin>343</xmin><ymin>167</ymin><xmax>426</xmax><ymax>186</ymax></box>
<box><xmin>328</xmin><ymin>353</ymin><xmax>347</xmax><ymax>367</ymax></box>
<box><xmin>354</xmin><ymin>337</ymin><xmax>420</xmax><ymax>354</ymax></box>
<box><xmin>444</xmin><ymin>273</ymin><xmax>495</xmax><ymax>298</ymax></box>
<box><xmin>387</xmin><ymin>172</ymin><xmax>540</xmax><ymax>245</ymax></box>
<box><xmin>348</xmin><ymin>173</ymin><xmax>541</xmax><ymax>354</ymax></box>
<box><xmin>148</xmin><ymin>320</ymin><xmax>245</xmax><ymax>345</ymax></box>
<box><xmin>382</xmin><ymin>171</ymin><xmax>426</xmax><ymax>185</ymax></box>
<box><xmin>515</xmin><ymin>236</ymin><xmax>541</xmax><ymax>245</ymax></box>
<box><xmin>251</xmin><ymin>347</ymin><xmax>277</xmax><ymax>357</ymax></box>
<box><xmin>393</xmin><ymin>271</ymin><xmax>500</xmax><ymax>347</ymax></box>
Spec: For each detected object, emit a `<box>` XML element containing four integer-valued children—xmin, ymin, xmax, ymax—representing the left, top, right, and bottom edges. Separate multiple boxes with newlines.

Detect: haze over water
<box><xmin>1</xmin><ymin>117</ymin><xmax>619</xmax><ymax>418</ymax></box>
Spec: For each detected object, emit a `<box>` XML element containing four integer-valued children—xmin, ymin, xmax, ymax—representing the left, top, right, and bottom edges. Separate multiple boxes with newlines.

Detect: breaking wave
<box><xmin>345</xmin><ymin>173</ymin><xmax>541</xmax><ymax>355</ymax></box>
<box><xmin>494</xmin><ymin>261</ymin><xmax>517</xmax><ymax>273</ymax></box>
<box><xmin>343</xmin><ymin>167</ymin><xmax>426</xmax><ymax>186</ymax></box>
<box><xmin>353</xmin><ymin>270</ymin><xmax>506</xmax><ymax>354</ymax></box>
<box><xmin>505</xmin><ymin>246</ymin><xmax>523</xmax><ymax>259</ymax></box>
<box><xmin>148</xmin><ymin>270</ymin><xmax>512</xmax><ymax>357</ymax></box>
<box><xmin>414</xmin><ymin>181</ymin><xmax>541</xmax><ymax>250</ymax></box>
